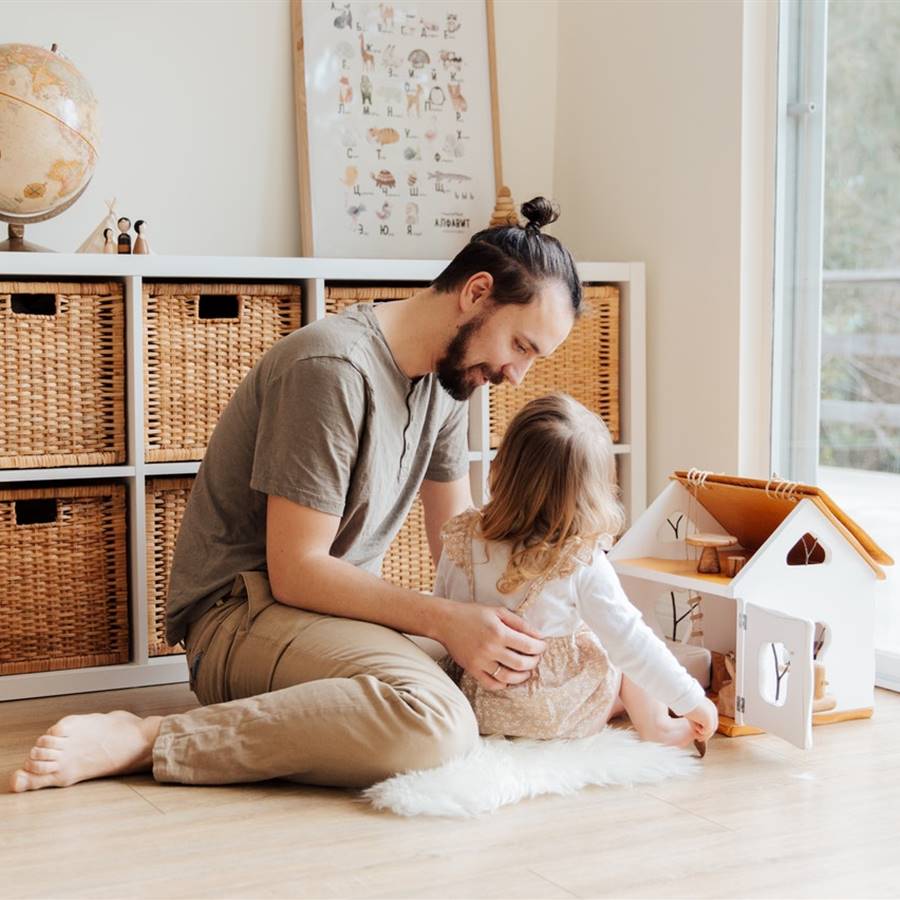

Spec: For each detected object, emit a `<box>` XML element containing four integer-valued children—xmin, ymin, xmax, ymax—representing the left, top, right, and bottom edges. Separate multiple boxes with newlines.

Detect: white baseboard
<box><xmin>875</xmin><ymin>649</ymin><xmax>900</xmax><ymax>693</ymax></box>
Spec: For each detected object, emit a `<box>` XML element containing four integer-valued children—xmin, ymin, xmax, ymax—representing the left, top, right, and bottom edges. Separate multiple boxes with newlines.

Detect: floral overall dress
<box><xmin>441</xmin><ymin>510</ymin><xmax>621</xmax><ymax>740</ymax></box>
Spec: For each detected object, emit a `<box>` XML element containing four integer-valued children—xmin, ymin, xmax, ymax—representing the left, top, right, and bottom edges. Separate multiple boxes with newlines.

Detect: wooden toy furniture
<box><xmin>686</xmin><ymin>532</ymin><xmax>738</xmax><ymax>574</ymax></box>
<box><xmin>609</xmin><ymin>470</ymin><xmax>894</xmax><ymax>749</ymax></box>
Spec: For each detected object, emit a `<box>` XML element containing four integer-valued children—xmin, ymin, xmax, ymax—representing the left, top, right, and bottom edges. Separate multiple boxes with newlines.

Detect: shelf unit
<box><xmin>0</xmin><ymin>253</ymin><xmax>645</xmax><ymax>700</ymax></box>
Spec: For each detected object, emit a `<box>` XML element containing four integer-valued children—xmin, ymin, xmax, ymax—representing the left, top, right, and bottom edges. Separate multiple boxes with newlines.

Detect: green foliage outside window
<box><xmin>820</xmin><ymin>0</ymin><xmax>900</xmax><ymax>473</ymax></box>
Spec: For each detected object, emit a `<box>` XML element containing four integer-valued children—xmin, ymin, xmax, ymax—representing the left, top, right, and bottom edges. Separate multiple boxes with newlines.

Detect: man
<box><xmin>11</xmin><ymin>198</ymin><xmax>583</xmax><ymax>792</ymax></box>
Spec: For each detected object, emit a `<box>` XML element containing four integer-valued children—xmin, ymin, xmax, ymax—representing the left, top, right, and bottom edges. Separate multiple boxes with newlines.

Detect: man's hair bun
<box><xmin>520</xmin><ymin>196</ymin><xmax>560</xmax><ymax>232</ymax></box>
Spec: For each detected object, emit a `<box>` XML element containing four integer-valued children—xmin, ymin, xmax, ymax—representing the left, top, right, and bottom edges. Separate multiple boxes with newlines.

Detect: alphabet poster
<box><xmin>297</xmin><ymin>1</ymin><xmax>498</xmax><ymax>258</ymax></box>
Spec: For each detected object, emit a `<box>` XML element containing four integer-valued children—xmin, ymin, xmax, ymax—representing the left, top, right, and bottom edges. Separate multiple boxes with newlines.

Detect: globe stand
<box><xmin>0</xmin><ymin>179</ymin><xmax>92</xmax><ymax>253</ymax></box>
<box><xmin>0</xmin><ymin>223</ymin><xmax>53</xmax><ymax>253</ymax></box>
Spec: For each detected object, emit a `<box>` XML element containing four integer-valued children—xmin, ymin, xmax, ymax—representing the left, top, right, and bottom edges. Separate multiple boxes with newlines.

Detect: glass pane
<box><xmin>821</xmin><ymin>0</ymin><xmax>900</xmax><ymax>662</ymax></box>
<box><xmin>824</xmin><ymin>1</ymin><xmax>900</xmax><ymax>274</ymax></box>
<box><xmin>820</xmin><ymin>280</ymin><xmax>900</xmax><ymax>473</ymax></box>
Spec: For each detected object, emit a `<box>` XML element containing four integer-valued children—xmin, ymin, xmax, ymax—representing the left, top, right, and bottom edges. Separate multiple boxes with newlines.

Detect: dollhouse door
<box><xmin>735</xmin><ymin>600</ymin><xmax>815</xmax><ymax>750</ymax></box>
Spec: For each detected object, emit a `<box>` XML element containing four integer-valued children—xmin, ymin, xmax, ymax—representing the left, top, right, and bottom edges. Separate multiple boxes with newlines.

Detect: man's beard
<box><xmin>436</xmin><ymin>313</ymin><xmax>504</xmax><ymax>401</ymax></box>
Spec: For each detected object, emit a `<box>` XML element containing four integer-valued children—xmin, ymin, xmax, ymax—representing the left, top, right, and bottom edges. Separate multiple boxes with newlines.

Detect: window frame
<box><xmin>771</xmin><ymin>0</ymin><xmax>828</xmax><ymax>484</ymax></box>
<box><xmin>773</xmin><ymin>0</ymin><xmax>899</xmax><ymax>691</ymax></box>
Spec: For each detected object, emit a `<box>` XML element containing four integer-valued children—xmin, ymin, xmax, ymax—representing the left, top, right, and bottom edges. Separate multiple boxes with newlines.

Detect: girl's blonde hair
<box><xmin>480</xmin><ymin>392</ymin><xmax>625</xmax><ymax>592</ymax></box>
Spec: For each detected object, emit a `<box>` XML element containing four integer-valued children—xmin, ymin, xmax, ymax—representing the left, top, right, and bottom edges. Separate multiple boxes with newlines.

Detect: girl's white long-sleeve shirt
<box><xmin>434</xmin><ymin>533</ymin><xmax>706</xmax><ymax>716</ymax></box>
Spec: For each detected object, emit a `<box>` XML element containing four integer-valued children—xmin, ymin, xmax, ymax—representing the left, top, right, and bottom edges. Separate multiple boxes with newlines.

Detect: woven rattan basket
<box><xmin>144</xmin><ymin>282</ymin><xmax>301</xmax><ymax>461</ymax></box>
<box><xmin>146</xmin><ymin>477</ymin><xmax>194</xmax><ymax>656</ymax></box>
<box><xmin>489</xmin><ymin>285</ymin><xmax>620</xmax><ymax>446</ymax></box>
<box><xmin>382</xmin><ymin>495</ymin><xmax>434</xmax><ymax>592</ymax></box>
<box><xmin>0</xmin><ymin>280</ymin><xmax>125</xmax><ymax>469</ymax></box>
<box><xmin>0</xmin><ymin>483</ymin><xmax>129</xmax><ymax>675</ymax></box>
<box><xmin>324</xmin><ymin>284</ymin><xmax>420</xmax><ymax>316</ymax></box>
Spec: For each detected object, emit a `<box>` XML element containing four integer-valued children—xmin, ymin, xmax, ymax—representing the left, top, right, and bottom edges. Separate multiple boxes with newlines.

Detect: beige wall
<box><xmin>491</xmin><ymin>0</ymin><xmax>559</xmax><ymax>207</ymax></box>
<box><xmin>553</xmin><ymin>0</ymin><xmax>750</xmax><ymax>496</ymax></box>
<box><xmin>6</xmin><ymin>1</ymin><xmax>301</xmax><ymax>256</ymax></box>
<box><xmin>7</xmin><ymin>0</ymin><xmax>560</xmax><ymax>258</ymax></box>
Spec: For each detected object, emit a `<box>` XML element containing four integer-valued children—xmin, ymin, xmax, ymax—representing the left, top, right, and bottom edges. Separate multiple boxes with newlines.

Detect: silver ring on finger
<box><xmin>491</xmin><ymin>663</ymin><xmax>503</xmax><ymax>678</ymax></box>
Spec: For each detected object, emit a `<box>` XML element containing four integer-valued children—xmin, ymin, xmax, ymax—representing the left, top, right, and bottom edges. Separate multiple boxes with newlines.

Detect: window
<box><xmin>773</xmin><ymin>0</ymin><xmax>900</xmax><ymax>690</ymax></box>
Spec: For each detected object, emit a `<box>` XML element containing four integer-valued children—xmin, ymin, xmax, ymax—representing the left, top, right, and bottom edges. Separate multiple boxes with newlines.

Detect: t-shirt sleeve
<box><xmin>249</xmin><ymin>356</ymin><xmax>367</xmax><ymax>517</ymax></box>
<box><xmin>575</xmin><ymin>554</ymin><xmax>706</xmax><ymax>716</ymax></box>
<box><xmin>424</xmin><ymin>397</ymin><xmax>469</xmax><ymax>482</ymax></box>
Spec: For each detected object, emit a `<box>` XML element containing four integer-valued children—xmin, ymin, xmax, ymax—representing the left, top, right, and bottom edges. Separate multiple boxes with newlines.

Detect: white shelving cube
<box><xmin>0</xmin><ymin>253</ymin><xmax>645</xmax><ymax>699</ymax></box>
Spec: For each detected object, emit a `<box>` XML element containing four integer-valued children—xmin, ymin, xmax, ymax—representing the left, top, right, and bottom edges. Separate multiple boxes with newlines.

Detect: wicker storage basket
<box><xmin>325</xmin><ymin>284</ymin><xmax>420</xmax><ymax>316</ymax></box>
<box><xmin>144</xmin><ymin>282</ymin><xmax>301</xmax><ymax>461</ymax></box>
<box><xmin>145</xmin><ymin>477</ymin><xmax>194</xmax><ymax>656</ymax></box>
<box><xmin>382</xmin><ymin>495</ymin><xmax>434</xmax><ymax>592</ymax></box>
<box><xmin>0</xmin><ymin>280</ymin><xmax>125</xmax><ymax>469</ymax></box>
<box><xmin>489</xmin><ymin>285</ymin><xmax>620</xmax><ymax>446</ymax></box>
<box><xmin>0</xmin><ymin>483</ymin><xmax>129</xmax><ymax>675</ymax></box>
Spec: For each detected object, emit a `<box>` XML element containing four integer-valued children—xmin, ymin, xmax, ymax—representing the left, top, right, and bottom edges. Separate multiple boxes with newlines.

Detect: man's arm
<box><xmin>265</xmin><ymin>494</ymin><xmax>546</xmax><ymax>690</ymax></box>
<box><xmin>418</xmin><ymin>474</ymin><xmax>473</xmax><ymax>567</ymax></box>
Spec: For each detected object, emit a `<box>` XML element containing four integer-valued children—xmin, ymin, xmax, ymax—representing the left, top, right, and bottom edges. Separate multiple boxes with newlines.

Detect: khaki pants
<box><xmin>152</xmin><ymin>572</ymin><xmax>478</xmax><ymax>788</ymax></box>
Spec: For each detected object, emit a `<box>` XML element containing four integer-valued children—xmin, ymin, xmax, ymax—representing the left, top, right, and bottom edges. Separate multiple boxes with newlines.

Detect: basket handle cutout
<box><xmin>11</xmin><ymin>293</ymin><xmax>57</xmax><ymax>316</ymax></box>
<box><xmin>15</xmin><ymin>498</ymin><xmax>58</xmax><ymax>525</ymax></box>
<box><xmin>198</xmin><ymin>294</ymin><xmax>241</xmax><ymax>320</ymax></box>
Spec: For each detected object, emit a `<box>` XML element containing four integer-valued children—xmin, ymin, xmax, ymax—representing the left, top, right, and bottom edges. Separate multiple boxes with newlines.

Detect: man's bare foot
<box><xmin>9</xmin><ymin>710</ymin><xmax>164</xmax><ymax>792</ymax></box>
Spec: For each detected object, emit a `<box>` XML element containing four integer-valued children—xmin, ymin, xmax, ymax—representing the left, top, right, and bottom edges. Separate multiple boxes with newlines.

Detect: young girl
<box><xmin>436</xmin><ymin>393</ymin><xmax>718</xmax><ymax>753</ymax></box>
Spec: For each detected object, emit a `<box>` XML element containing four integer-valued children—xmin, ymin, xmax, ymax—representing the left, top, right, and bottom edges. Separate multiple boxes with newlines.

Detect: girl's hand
<box><xmin>435</xmin><ymin>599</ymin><xmax>546</xmax><ymax>692</ymax></box>
<box><xmin>684</xmin><ymin>697</ymin><xmax>719</xmax><ymax>740</ymax></box>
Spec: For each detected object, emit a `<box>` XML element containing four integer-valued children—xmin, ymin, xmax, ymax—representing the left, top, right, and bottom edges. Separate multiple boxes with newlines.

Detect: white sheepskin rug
<box><xmin>362</xmin><ymin>727</ymin><xmax>700</xmax><ymax>818</ymax></box>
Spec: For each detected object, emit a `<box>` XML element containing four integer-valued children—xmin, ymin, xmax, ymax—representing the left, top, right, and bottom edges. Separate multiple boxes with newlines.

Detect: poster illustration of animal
<box><xmin>301</xmin><ymin>1</ymin><xmax>496</xmax><ymax>258</ymax></box>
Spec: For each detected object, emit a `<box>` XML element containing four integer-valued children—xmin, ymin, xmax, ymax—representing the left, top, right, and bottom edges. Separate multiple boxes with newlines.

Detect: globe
<box><xmin>0</xmin><ymin>43</ymin><xmax>100</xmax><ymax>251</ymax></box>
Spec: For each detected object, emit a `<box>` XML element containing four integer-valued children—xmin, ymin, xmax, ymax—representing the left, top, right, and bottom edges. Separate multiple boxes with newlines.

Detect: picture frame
<box><xmin>290</xmin><ymin>0</ymin><xmax>503</xmax><ymax>258</ymax></box>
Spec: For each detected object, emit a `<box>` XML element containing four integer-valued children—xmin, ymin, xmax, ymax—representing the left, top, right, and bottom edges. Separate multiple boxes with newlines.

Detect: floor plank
<box><xmin>2</xmin><ymin>686</ymin><xmax>897</xmax><ymax>898</ymax></box>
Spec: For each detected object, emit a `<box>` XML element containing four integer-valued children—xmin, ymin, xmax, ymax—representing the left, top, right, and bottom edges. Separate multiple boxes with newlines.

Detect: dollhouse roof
<box><xmin>671</xmin><ymin>471</ymin><xmax>894</xmax><ymax>579</ymax></box>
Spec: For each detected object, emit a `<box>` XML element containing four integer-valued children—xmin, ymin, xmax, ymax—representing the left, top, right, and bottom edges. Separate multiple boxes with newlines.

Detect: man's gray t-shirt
<box><xmin>165</xmin><ymin>303</ymin><xmax>469</xmax><ymax>645</ymax></box>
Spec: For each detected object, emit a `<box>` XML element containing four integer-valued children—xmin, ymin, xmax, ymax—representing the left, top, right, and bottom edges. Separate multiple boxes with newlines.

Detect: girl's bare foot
<box><xmin>9</xmin><ymin>710</ymin><xmax>163</xmax><ymax>792</ymax></box>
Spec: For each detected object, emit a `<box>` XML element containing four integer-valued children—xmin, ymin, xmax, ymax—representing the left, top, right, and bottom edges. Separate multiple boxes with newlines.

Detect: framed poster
<box><xmin>291</xmin><ymin>0</ymin><xmax>502</xmax><ymax>258</ymax></box>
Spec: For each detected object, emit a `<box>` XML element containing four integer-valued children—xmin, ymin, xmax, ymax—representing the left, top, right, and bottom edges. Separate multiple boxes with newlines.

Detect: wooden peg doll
<box><xmin>133</xmin><ymin>219</ymin><xmax>150</xmax><ymax>254</ymax></box>
<box><xmin>117</xmin><ymin>217</ymin><xmax>132</xmax><ymax>254</ymax></box>
<box><xmin>103</xmin><ymin>227</ymin><xmax>116</xmax><ymax>254</ymax></box>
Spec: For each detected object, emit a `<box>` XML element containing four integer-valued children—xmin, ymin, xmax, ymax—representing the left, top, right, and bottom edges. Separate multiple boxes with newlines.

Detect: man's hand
<box><xmin>435</xmin><ymin>600</ymin><xmax>546</xmax><ymax>692</ymax></box>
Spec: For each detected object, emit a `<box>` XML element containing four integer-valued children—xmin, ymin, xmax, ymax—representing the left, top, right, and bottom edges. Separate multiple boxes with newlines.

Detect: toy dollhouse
<box><xmin>609</xmin><ymin>470</ymin><xmax>894</xmax><ymax>749</ymax></box>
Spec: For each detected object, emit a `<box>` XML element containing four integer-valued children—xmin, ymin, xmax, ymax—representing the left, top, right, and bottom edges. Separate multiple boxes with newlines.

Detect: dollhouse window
<box><xmin>758</xmin><ymin>641</ymin><xmax>791</xmax><ymax>707</ymax></box>
<box><xmin>813</xmin><ymin>622</ymin><xmax>830</xmax><ymax>660</ymax></box>
<box><xmin>656</xmin><ymin>512</ymin><xmax>697</xmax><ymax>544</ymax></box>
<box><xmin>786</xmin><ymin>533</ymin><xmax>827</xmax><ymax>566</ymax></box>
<box><xmin>654</xmin><ymin>589</ymin><xmax>698</xmax><ymax>643</ymax></box>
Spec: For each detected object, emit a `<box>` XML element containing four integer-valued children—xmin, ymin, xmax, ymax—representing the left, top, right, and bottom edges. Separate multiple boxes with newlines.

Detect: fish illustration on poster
<box><xmin>297</xmin><ymin>1</ymin><xmax>498</xmax><ymax>258</ymax></box>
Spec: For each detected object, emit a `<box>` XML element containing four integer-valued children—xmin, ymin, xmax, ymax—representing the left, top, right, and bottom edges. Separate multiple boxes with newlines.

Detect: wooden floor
<box><xmin>2</xmin><ymin>684</ymin><xmax>899</xmax><ymax>899</ymax></box>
